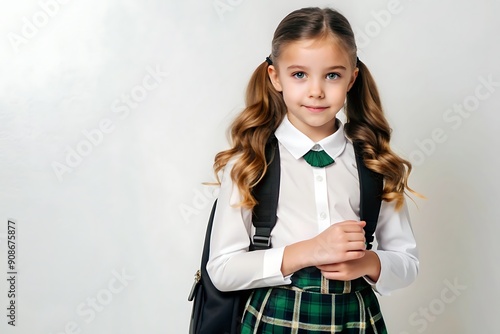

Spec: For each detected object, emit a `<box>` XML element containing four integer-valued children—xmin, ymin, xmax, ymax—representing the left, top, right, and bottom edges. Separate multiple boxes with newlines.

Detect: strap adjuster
<box><xmin>252</xmin><ymin>235</ymin><xmax>272</xmax><ymax>249</ymax></box>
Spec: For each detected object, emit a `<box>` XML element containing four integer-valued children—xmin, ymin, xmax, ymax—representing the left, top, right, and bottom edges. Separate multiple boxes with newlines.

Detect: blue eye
<box><xmin>327</xmin><ymin>73</ymin><xmax>340</xmax><ymax>80</ymax></box>
<box><xmin>293</xmin><ymin>72</ymin><xmax>305</xmax><ymax>79</ymax></box>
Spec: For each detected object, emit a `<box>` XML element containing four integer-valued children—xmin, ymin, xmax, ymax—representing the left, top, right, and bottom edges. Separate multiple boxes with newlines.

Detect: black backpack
<box><xmin>188</xmin><ymin>138</ymin><xmax>383</xmax><ymax>334</ymax></box>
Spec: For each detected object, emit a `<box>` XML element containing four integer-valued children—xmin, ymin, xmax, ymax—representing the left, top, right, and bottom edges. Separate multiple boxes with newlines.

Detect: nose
<box><xmin>308</xmin><ymin>79</ymin><xmax>324</xmax><ymax>98</ymax></box>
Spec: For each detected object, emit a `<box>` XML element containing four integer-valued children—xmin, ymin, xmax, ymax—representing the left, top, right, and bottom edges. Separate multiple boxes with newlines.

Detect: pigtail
<box><xmin>213</xmin><ymin>60</ymin><xmax>286</xmax><ymax>209</ymax></box>
<box><xmin>345</xmin><ymin>60</ymin><xmax>416</xmax><ymax>209</ymax></box>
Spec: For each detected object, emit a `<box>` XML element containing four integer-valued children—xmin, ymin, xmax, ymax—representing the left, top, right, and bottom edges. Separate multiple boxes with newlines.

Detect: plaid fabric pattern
<box><xmin>240</xmin><ymin>267</ymin><xmax>387</xmax><ymax>333</ymax></box>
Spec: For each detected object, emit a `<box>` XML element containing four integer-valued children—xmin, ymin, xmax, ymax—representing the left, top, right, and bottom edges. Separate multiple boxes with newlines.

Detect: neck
<box><xmin>308</xmin><ymin>124</ymin><xmax>337</xmax><ymax>142</ymax></box>
<box><xmin>288</xmin><ymin>116</ymin><xmax>338</xmax><ymax>142</ymax></box>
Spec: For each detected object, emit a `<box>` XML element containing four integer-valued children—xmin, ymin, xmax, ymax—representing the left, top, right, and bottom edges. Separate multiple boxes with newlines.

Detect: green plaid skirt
<box><xmin>240</xmin><ymin>267</ymin><xmax>387</xmax><ymax>333</ymax></box>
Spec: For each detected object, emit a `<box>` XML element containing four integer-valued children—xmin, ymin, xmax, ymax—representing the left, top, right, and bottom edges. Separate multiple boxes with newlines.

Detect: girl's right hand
<box><xmin>281</xmin><ymin>221</ymin><xmax>366</xmax><ymax>277</ymax></box>
<box><xmin>310</xmin><ymin>220</ymin><xmax>366</xmax><ymax>266</ymax></box>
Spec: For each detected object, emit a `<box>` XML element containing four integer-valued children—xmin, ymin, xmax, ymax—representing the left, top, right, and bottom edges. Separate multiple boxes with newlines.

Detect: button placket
<box><xmin>312</xmin><ymin>167</ymin><xmax>330</xmax><ymax>231</ymax></box>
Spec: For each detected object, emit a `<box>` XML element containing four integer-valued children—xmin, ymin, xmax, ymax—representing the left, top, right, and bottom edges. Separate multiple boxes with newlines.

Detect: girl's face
<box><xmin>268</xmin><ymin>37</ymin><xmax>358</xmax><ymax>142</ymax></box>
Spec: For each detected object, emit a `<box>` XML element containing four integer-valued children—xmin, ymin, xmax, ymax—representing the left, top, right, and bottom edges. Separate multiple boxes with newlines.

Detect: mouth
<box><xmin>304</xmin><ymin>105</ymin><xmax>328</xmax><ymax>113</ymax></box>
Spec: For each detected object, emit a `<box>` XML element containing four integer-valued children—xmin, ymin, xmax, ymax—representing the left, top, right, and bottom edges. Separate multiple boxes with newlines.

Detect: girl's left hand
<box><xmin>317</xmin><ymin>251</ymin><xmax>381</xmax><ymax>282</ymax></box>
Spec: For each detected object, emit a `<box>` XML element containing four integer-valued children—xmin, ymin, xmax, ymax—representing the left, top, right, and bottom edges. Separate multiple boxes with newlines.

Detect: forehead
<box><xmin>278</xmin><ymin>37</ymin><xmax>352</xmax><ymax>69</ymax></box>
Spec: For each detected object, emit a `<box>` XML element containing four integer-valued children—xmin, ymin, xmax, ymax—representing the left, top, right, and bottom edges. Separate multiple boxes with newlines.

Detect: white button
<box><xmin>316</xmin><ymin>175</ymin><xmax>323</xmax><ymax>182</ymax></box>
<box><xmin>320</xmin><ymin>212</ymin><xmax>327</xmax><ymax>220</ymax></box>
<box><xmin>312</xmin><ymin>144</ymin><xmax>321</xmax><ymax>150</ymax></box>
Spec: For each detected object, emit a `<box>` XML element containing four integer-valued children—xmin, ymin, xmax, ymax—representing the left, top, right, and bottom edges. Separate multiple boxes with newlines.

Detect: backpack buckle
<box><xmin>252</xmin><ymin>235</ymin><xmax>272</xmax><ymax>249</ymax></box>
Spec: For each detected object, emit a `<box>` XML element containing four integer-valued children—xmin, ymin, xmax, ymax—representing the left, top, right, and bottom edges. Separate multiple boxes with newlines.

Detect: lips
<box><xmin>304</xmin><ymin>105</ymin><xmax>328</xmax><ymax>113</ymax></box>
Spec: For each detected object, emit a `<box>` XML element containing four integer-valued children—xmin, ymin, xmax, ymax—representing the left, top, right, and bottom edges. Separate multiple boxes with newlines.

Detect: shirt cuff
<box><xmin>369</xmin><ymin>250</ymin><xmax>419</xmax><ymax>296</ymax></box>
<box><xmin>370</xmin><ymin>251</ymin><xmax>392</xmax><ymax>295</ymax></box>
<box><xmin>263</xmin><ymin>246</ymin><xmax>292</xmax><ymax>286</ymax></box>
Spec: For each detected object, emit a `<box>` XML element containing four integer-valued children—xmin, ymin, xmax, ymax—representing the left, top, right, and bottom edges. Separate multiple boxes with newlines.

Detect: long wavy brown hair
<box><xmin>213</xmin><ymin>7</ymin><xmax>416</xmax><ymax>210</ymax></box>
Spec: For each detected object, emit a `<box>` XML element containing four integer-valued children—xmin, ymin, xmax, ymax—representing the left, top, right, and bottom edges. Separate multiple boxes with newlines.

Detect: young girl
<box><xmin>206</xmin><ymin>7</ymin><xmax>418</xmax><ymax>333</ymax></box>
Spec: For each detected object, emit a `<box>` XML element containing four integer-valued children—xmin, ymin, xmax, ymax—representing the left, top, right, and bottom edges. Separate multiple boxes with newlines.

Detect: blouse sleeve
<box><xmin>366</xmin><ymin>199</ymin><xmax>419</xmax><ymax>295</ymax></box>
<box><xmin>206</xmin><ymin>160</ymin><xmax>291</xmax><ymax>292</ymax></box>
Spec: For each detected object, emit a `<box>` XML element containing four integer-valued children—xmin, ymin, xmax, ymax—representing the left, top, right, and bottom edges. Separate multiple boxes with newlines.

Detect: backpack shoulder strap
<box><xmin>250</xmin><ymin>135</ymin><xmax>281</xmax><ymax>251</ymax></box>
<box><xmin>353</xmin><ymin>142</ymin><xmax>384</xmax><ymax>250</ymax></box>
<box><xmin>198</xmin><ymin>199</ymin><xmax>218</xmax><ymax>276</ymax></box>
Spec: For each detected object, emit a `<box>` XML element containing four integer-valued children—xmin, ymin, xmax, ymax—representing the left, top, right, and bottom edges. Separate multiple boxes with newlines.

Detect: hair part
<box><xmin>270</xmin><ymin>7</ymin><xmax>357</xmax><ymax>68</ymax></box>
<box><xmin>213</xmin><ymin>7</ymin><xmax>417</xmax><ymax>210</ymax></box>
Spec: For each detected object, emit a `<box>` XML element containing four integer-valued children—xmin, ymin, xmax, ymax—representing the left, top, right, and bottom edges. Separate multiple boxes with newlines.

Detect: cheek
<box><xmin>281</xmin><ymin>83</ymin><xmax>300</xmax><ymax>102</ymax></box>
<box><xmin>281</xmin><ymin>92</ymin><xmax>294</xmax><ymax>109</ymax></box>
<box><xmin>330</xmin><ymin>88</ymin><xmax>348</xmax><ymax>104</ymax></box>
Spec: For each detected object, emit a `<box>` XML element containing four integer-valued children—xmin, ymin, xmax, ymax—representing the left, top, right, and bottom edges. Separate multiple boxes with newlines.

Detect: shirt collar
<box><xmin>274</xmin><ymin>116</ymin><xmax>347</xmax><ymax>160</ymax></box>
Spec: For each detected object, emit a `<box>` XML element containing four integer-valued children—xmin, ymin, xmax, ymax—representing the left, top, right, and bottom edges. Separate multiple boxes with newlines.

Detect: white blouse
<box><xmin>206</xmin><ymin>116</ymin><xmax>419</xmax><ymax>296</ymax></box>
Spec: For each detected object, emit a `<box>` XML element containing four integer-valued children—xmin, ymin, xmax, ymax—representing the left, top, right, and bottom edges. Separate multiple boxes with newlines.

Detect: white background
<box><xmin>0</xmin><ymin>0</ymin><xmax>499</xmax><ymax>333</ymax></box>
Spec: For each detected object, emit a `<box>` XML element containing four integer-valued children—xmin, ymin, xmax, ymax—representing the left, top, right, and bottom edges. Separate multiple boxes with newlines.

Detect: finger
<box><xmin>334</xmin><ymin>225</ymin><xmax>365</xmax><ymax>234</ymax></box>
<box><xmin>321</xmin><ymin>270</ymin><xmax>339</xmax><ymax>278</ymax></box>
<box><xmin>321</xmin><ymin>270</ymin><xmax>349</xmax><ymax>281</ymax></box>
<box><xmin>345</xmin><ymin>241</ymin><xmax>367</xmax><ymax>251</ymax></box>
<box><xmin>345</xmin><ymin>233</ymin><xmax>366</xmax><ymax>242</ymax></box>
<box><xmin>335</xmin><ymin>220</ymin><xmax>366</xmax><ymax>227</ymax></box>
<box><xmin>334</xmin><ymin>220</ymin><xmax>359</xmax><ymax>225</ymax></box>
<box><xmin>317</xmin><ymin>264</ymin><xmax>339</xmax><ymax>271</ymax></box>
<box><xmin>344</xmin><ymin>250</ymin><xmax>366</xmax><ymax>261</ymax></box>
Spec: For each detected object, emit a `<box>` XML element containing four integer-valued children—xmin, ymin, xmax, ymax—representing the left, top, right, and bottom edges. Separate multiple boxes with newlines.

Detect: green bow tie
<box><xmin>303</xmin><ymin>149</ymin><xmax>335</xmax><ymax>168</ymax></box>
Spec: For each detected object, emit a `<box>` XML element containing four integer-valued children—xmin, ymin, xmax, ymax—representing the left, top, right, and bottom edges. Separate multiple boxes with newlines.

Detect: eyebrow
<box><xmin>286</xmin><ymin>65</ymin><xmax>347</xmax><ymax>71</ymax></box>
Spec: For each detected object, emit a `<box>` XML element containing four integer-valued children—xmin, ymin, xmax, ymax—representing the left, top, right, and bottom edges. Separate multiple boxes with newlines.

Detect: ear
<box><xmin>347</xmin><ymin>67</ymin><xmax>359</xmax><ymax>92</ymax></box>
<box><xmin>267</xmin><ymin>65</ymin><xmax>283</xmax><ymax>92</ymax></box>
